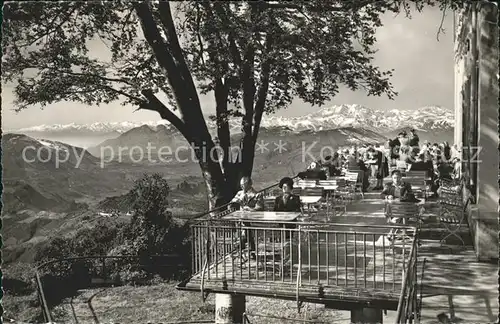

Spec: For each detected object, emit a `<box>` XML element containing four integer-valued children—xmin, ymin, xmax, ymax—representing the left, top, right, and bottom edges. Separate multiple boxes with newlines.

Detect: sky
<box><xmin>2</xmin><ymin>5</ymin><xmax>454</xmax><ymax>130</ymax></box>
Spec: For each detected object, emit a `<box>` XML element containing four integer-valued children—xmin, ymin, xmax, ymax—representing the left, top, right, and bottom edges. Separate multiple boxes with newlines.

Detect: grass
<box><xmin>48</xmin><ymin>282</ymin><xmax>351</xmax><ymax>324</ymax></box>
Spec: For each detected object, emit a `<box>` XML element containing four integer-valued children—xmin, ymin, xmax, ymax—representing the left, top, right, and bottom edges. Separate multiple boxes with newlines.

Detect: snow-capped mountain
<box><xmin>11</xmin><ymin>104</ymin><xmax>454</xmax><ymax>135</ymax></box>
<box><xmin>262</xmin><ymin>105</ymin><xmax>453</xmax><ymax>132</ymax></box>
<box><xmin>13</xmin><ymin>121</ymin><xmax>172</xmax><ymax>135</ymax></box>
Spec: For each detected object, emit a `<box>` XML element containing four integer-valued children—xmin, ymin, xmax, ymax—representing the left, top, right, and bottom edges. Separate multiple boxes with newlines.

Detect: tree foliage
<box><xmin>2</xmin><ymin>0</ymin><xmax>466</xmax><ymax>207</ymax></box>
<box><xmin>115</xmin><ymin>173</ymin><xmax>189</xmax><ymax>258</ymax></box>
<box><xmin>112</xmin><ymin>173</ymin><xmax>191</xmax><ymax>280</ymax></box>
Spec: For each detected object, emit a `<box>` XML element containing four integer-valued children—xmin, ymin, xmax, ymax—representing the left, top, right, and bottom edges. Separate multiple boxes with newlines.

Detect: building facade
<box><xmin>454</xmin><ymin>1</ymin><xmax>499</xmax><ymax>261</ymax></box>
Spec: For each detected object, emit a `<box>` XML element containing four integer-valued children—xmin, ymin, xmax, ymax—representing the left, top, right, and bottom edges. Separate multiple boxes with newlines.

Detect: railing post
<box><xmin>215</xmin><ymin>294</ymin><xmax>246</xmax><ymax>324</ymax></box>
<box><xmin>102</xmin><ymin>257</ymin><xmax>106</xmax><ymax>280</ymax></box>
<box><xmin>350</xmin><ymin>308</ymin><xmax>383</xmax><ymax>324</ymax></box>
<box><xmin>35</xmin><ymin>272</ymin><xmax>53</xmax><ymax>323</ymax></box>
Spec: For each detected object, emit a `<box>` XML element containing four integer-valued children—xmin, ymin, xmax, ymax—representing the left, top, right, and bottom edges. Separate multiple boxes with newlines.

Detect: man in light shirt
<box><xmin>228</xmin><ymin>176</ymin><xmax>263</xmax><ymax>259</ymax></box>
<box><xmin>229</xmin><ymin>176</ymin><xmax>264</xmax><ymax>211</ymax></box>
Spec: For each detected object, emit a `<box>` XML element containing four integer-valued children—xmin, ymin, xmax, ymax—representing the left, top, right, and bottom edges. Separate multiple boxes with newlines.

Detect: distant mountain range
<box><xmin>11</xmin><ymin>104</ymin><xmax>454</xmax><ymax>136</ymax></box>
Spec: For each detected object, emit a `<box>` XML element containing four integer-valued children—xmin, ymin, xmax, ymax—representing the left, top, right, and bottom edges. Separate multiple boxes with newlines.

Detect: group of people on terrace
<box><xmin>225</xmin><ymin>128</ymin><xmax>463</xmax><ymax>251</ymax></box>
<box><xmin>295</xmin><ymin>129</ymin><xmax>460</xmax><ymax>198</ymax></box>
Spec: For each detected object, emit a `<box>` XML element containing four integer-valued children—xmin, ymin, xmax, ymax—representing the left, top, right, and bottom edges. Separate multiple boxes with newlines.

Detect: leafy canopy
<box><xmin>3</xmin><ymin>0</ymin><xmax>466</xmax><ymax>116</ymax></box>
<box><xmin>2</xmin><ymin>0</ymin><xmax>465</xmax><ymax>195</ymax></box>
<box><xmin>2</xmin><ymin>1</ymin><xmax>422</xmax><ymax>113</ymax></box>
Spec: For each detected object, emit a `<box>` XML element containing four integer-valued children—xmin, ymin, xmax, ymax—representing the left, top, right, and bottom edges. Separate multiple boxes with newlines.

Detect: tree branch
<box><xmin>195</xmin><ymin>4</ymin><xmax>206</xmax><ymax>65</ymax></box>
<box><xmin>157</xmin><ymin>1</ymin><xmax>183</xmax><ymax>51</ymax></box>
<box><xmin>138</xmin><ymin>89</ymin><xmax>192</xmax><ymax>142</ymax></box>
<box><xmin>59</xmin><ymin>70</ymin><xmax>136</xmax><ymax>87</ymax></box>
<box><xmin>253</xmin><ymin>1</ymin><xmax>374</xmax><ymax>12</ymax></box>
<box><xmin>156</xmin><ymin>1</ymin><xmax>209</xmax><ymax>132</ymax></box>
<box><xmin>252</xmin><ymin>35</ymin><xmax>272</xmax><ymax>144</ymax></box>
<box><xmin>214</xmin><ymin>80</ymin><xmax>232</xmax><ymax>174</ymax></box>
<box><xmin>102</xmin><ymin>85</ymin><xmax>144</xmax><ymax>104</ymax></box>
<box><xmin>436</xmin><ymin>4</ymin><xmax>448</xmax><ymax>41</ymax></box>
<box><xmin>16</xmin><ymin>6</ymin><xmax>78</xmax><ymax>47</ymax></box>
<box><xmin>213</xmin><ymin>3</ymin><xmax>243</xmax><ymax>67</ymax></box>
<box><xmin>241</xmin><ymin>5</ymin><xmax>258</xmax><ymax>129</ymax></box>
<box><xmin>133</xmin><ymin>1</ymin><xmax>193</xmax><ymax>126</ymax></box>
<box><xmin>200</xmin><ymin>2</ymin><xmax>235</xmax><ymax>72</ymax></box>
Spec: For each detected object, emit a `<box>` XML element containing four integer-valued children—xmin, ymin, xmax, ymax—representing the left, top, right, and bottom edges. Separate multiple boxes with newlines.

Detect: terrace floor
<box><xmin>415</xmin><ymin>237</ymin><xmax>498</xmax><ymax>323</ymax></box>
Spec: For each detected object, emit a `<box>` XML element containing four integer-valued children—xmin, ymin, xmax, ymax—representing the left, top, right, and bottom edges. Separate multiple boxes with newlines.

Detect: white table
<box><xmin>221</xmin><ymin>211</ymin><xmax>301</xmax><ymax>222</ymax></box>
<box><xmin>300</xmin><ymin>196</ymin><xmax>323</xmax><ymax>204</ymax></box>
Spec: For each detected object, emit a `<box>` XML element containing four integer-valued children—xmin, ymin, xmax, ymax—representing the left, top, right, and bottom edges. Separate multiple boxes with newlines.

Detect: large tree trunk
<box><xmin>192</xmin><ymin>137</ymin><xmax>242</xmax><ymax>211</ymax></box>
<box><xmin>136</xmin><ymin>2</ymin><xmax>249</xmax><ymax>211</ymax></box>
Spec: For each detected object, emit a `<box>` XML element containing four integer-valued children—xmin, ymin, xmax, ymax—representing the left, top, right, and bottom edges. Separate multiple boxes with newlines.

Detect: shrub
<box><xmin>29</xmin><ymin>173</ymin><xmax>191</xmax><ymax>303</ymax></box>
<box><xmin>111</xmin><ymin>173</ymin><xmax>191</xmax><ymax>280</ymax></box>
<box><xmin>3</xmin><ymin>262</ymin><xmax>36</xmax><ymax>296</ymax></box>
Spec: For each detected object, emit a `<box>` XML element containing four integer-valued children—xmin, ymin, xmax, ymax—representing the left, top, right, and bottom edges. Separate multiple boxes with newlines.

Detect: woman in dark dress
<box><xmin>274</xmin><ymin>177</ymin><xmax>302</xmax><ymax>212</ymax></box>
<box><xmin>274</xmin><ymin>177</ymin><xmax>302</xmax><ymax>238</ymax></box>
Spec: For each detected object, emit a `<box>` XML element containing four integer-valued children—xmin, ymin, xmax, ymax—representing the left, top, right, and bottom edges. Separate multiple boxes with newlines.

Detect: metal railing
<box><xmin>190</xmin><ymin>218</ymin><xmax>416</xmax><ymax>300</ymax></box>
<box><xmin>34</xmin><ymin>254</ymin><xmax>184</xmax><ymax>322</ymax></box>
<box><xmin>395</xmin><ymin>237</ymin><xmax>419</xmax><ymax>323</ymax></box>
<box><xmin>243</xmin><ymin>312</ymin><xmax>330</xmax><ymax>323</ymax></box>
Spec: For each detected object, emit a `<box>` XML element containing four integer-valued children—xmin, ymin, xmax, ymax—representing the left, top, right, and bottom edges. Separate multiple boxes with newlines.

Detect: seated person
<box><xmin>381</xmin><ymin>170</ymin><xmax>420</xmax><ymax>225</ymax></box>
<box><xmin>408</xmin><ymin>128</ymin><xmax>419</xmax><ymax>148</ymax></box>
<box><xmin>297</xmin><ymin>161</ymin><xmax>327</xmax><ymax>180</ymax></box>
<box><xmin>323</xmin><ymin>155</ymin><xmax>342</xmax><ymax>177</ymax></box>
<box><xmin>274</xmin><ymin>177</ymin><xmax>301</xmax><ymax>239</ymax></box>
<box><xmin>229</xmin><ymin>176</ymin><xmax>264</xmax><ymax>211</ymax></box>
<box><xmin>228</xmin><ymin>176</ymin><xmax>263</xmax><ymax>258</ymax></box>
<box><xmin>274</xmin><ymin>177</ymin><xmax>302</xmax><ymax>212</ymax></box>
<box><xmin>381</xmin><ymin>170</ymin><xmax>418</xmax><ymax>202</ymax></box>
<box><xmin>437</xmin><ymin>161</ymin><xmax>454</xmax><ymax>180</ymax></box>
<box><xmin>404</xmin><ymin>149</ymin><xmax>418</xmax><ymax>171</ymax></box>
<box><xmin>432</xmin><ymin>161</ymin><xmax>454</xmax><ymax>197</ymax></box>
<box><xmin>399</xmin><ymin>146</ymin><xmax>410</xmax><ymax>163</ymax></box>
<box><xmin>355</xmin><ymin>156</ymin><xmax>370</xmax><ymax>192</ymax></box>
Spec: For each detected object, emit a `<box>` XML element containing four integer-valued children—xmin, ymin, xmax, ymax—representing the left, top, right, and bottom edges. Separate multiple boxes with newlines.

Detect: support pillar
<box><xmin>351</xmin><ymin>308</ymin><xmax>383</xmax><ymax>324</ymax></box>
<box><xmin>215</xmin><ymin>293</ymin><xmax>246</xmax><ymax>324</ymax></box>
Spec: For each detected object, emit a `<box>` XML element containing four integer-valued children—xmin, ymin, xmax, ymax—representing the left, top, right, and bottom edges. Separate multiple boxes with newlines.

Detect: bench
<box><xmin>296</xmin><ymin>179</ymin><xmax>318</xmax><ymax>188</ymax></box>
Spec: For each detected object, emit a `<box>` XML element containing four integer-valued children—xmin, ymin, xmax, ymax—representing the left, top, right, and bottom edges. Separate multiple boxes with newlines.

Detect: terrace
<box><xmin>177</xmin><ymin>175</ymin><xmax>498</xmax><ymax>323</ymax></box>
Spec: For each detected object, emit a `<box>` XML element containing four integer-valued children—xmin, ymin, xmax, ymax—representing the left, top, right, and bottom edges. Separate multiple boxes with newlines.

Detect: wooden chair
<box><xmin>403</xmin><ymin>171</ymin><xmax>427</xmax><ymax>199</ymax></box>
<box><xmin>301</xmin><ymin>187</ymin><xmax>324</xmax><ymax>217</ymax></box>
<box><xmin>438</xmin><ymin>188</ymin><xmax>470</xmax><ymax>246</ymax></box>
<box><xmin>345</xmin><ymin>171</ymin><xmax>364</xmax><ymax>199</ymax></box>
<box><xmin>210</xmin><ymin>219</ymin><xmax>242</xmax><ymax>263</ymax></box>
<box><xmin>263</xmin><ymin>198</ymin><xmax>276</xmax><ymax>211</ymax></box>
<box><xmin>384</xmin><ymin>201</ymin><xmax>423</xmax><ymax>244</ymax></box>
<box><xmin>317</xmin><ymin>180</ymin><xmax>346</xmax><ymax>216</ymax></box>
<box><xmin>325</xmin><ymin>177</ymin><xmax>351</xmax><ymax>204</ymax></box>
